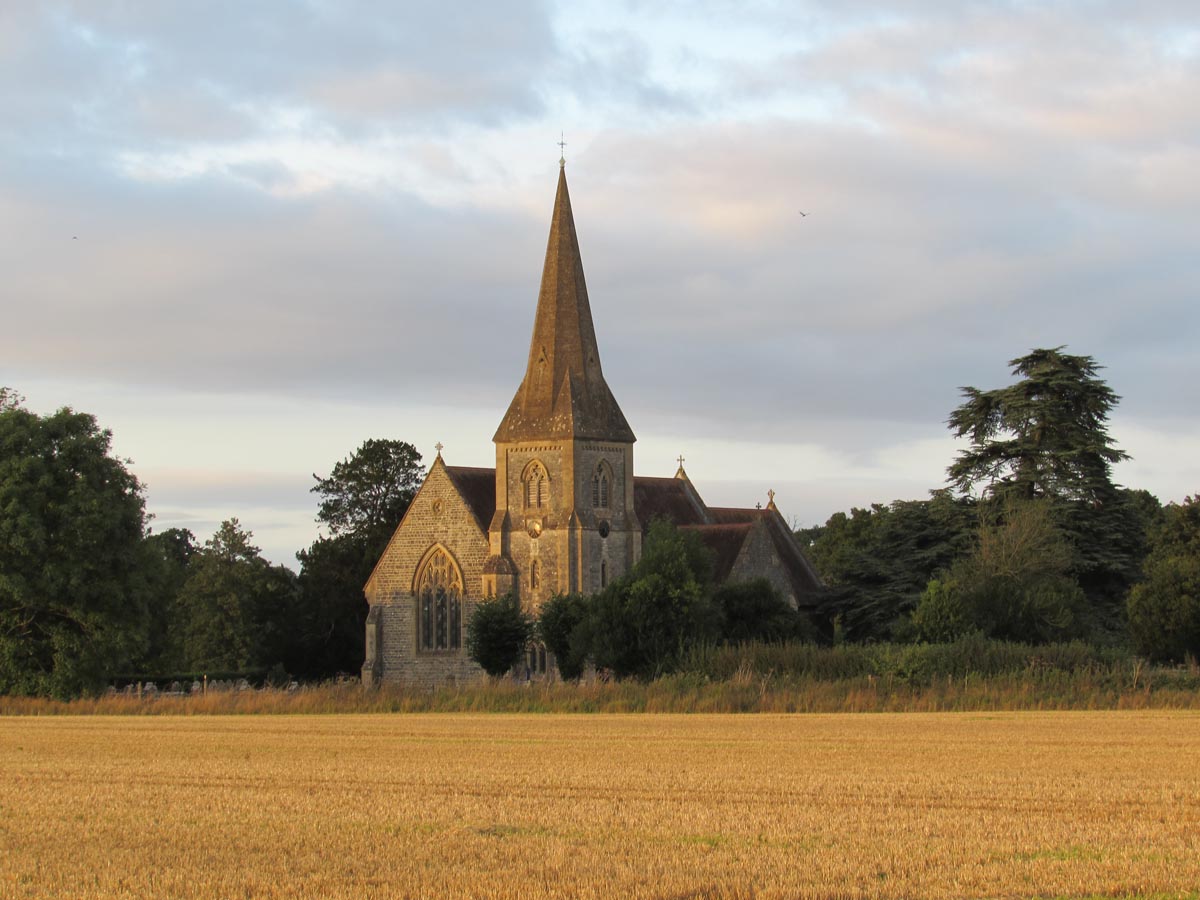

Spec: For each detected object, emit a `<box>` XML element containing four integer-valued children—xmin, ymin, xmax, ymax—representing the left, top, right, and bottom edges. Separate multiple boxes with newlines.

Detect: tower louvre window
<box><xmin>592</xmin><ymin>461</ymin><xmax>612</xmax><ymax>509</ymax></box>
<box><xmin>523</xmin><ymin>461</ymin><xmax>549</xmax><ymax>510</ymax></box>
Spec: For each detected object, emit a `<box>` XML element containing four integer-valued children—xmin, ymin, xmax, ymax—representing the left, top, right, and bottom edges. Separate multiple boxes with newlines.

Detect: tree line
<box><xmin>2</xmin><ymin>347</ymin><xmax>1199</xmax><ymax>697</ymax></box>
<box><xmin>1</xmin><ymin>384</ymin><xmax>422</xmax><ymax>697</ymax></box>
<box><xmin>466</xmin><ymin>348</ymin><xmax>1200</xmax><ymax>679</ymax></box>
<box><xmin>798</xmin><ymin>348</ymin><xmax>1193</xmax><ymax>660</ymax></box>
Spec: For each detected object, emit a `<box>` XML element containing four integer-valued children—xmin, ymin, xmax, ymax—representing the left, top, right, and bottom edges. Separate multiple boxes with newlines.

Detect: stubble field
<box><xmin>1</xmin><ymin>712</ymin><xmax>1198</xmax><ymax>899</ymax></box>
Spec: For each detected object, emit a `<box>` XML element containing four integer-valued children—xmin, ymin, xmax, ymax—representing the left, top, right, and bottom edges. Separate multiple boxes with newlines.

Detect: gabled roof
<box><xmin>494</xmin><ymin>166</ymin><xmax>636</xmax><ymax>444</ymax></box>
<box><xmin>444</xmin><ymin>465</ymin><xmax>496</xmax><ymax>533</ymax></box>
<box><xmin>683</xmin><ymin>522</ymin><xmax>753</xmax><ymax>583</ymax></box>
<box><xmin>633</xmin><ymin>475</ymin><xmax>709</xmax><ymax>526</ymax></box>
<box><xmin>424</xmin><ymin>464</ymin><xmax>822</xmax><ymax>602</ymax></box>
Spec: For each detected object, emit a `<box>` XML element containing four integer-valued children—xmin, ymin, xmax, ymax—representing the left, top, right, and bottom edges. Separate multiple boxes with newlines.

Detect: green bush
<box><xmin>912</xmin><ymin>579</ymin><xmax>972</xmax><ymax>643</ymax></box>
<box><xmin>1127</xmin><ymin>497</ymin><xmax>1200</xmax><ymax>663</ymax></box>
<box><xmin>715</xmin><ymin>579</ymin><xmax>804</xmax><ymax>644</ymax></box>
<box><xmin>537</xmin><ymin>594</ymin><xmax>590</xmax><ymax>680</ymax></box>
<box><xmin>680</xmin><ymin>634</ymin><xmax>1127</xmax><ymax>685</ymax></box>
<box><xmin>466</xmin><ymin>593</ymin><xmax>532</xmax><ymax>677</ymax></box>
<box><xmin>1128</xmin><ymin>555</ymin><xmax>1200</xmax><ymax>662</ymax></box>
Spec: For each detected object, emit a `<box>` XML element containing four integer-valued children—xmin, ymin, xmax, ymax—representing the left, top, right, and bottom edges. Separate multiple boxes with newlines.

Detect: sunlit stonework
<box><xmin>362</xmin><ymin>166</ymin><xmax>822</xmax><ymax>687</ymax></box>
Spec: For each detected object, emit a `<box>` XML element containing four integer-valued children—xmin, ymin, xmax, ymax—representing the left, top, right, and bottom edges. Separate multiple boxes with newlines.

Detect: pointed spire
<box><xmin>494</xmin><ymin>167</ymin><xmax>635</xmax><ymax>444</ymax></box>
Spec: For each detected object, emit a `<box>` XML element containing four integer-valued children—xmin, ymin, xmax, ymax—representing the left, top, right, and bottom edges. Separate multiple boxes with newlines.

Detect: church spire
<box><xmin>494</xmin><ymin>166</ymin><xmax>635</xmax><ymax>444</ymax></box>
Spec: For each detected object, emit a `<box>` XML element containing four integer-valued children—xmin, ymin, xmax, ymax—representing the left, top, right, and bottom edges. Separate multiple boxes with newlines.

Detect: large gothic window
<box><xmin>416</xmin><ymin>547</ymin><xmax>463</xmax><ymax>652</ymax></box>
<box><xmin>591</xmin><ymin>461</ymin><xmax>612</xmax><ymax>509</ymax></box>
<box><xmin>523</xmin><ymin>460</ymin><xmax>549</xmax><ymax>509</ymax></box>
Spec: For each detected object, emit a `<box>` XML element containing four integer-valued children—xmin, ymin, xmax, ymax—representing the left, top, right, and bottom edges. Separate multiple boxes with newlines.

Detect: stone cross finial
<box><xmin>435</xmin><ymin>442</ymin><xmax>444</xmax><ymax>457</ymax></box>
<box><xmin>677</xmin><ymin>454</ymin><xmax>685</xmax><ymax>468</ymax></box>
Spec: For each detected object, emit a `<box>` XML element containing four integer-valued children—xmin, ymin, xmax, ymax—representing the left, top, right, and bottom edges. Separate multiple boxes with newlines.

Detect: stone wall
<box><xmin>727</xmin><ymin>519</ymin><xmax>800</xmax><ymax>609</ymax></box>
<box><xmin>495</xmin><ymin>439</ymin><xmax>639</xmax><ymax>606</ymax></box>
<box><xmin>364</xmin><ymin>460</ymin><xmax>489</xmax><ymax>687</ymax></box>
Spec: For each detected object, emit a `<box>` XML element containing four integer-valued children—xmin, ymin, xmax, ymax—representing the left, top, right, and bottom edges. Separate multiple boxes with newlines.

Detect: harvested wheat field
<box><xmin>1</xmin><ymin>712</ymin><xmax>1198</xmax><ymax>899</ymax></box>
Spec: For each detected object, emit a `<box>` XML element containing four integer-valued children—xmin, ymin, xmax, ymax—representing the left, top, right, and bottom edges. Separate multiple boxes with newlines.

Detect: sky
<box><xmin>3</xmin><ymin>1</ymin><xmax>1198</xmax><ymax>567</ymax></box>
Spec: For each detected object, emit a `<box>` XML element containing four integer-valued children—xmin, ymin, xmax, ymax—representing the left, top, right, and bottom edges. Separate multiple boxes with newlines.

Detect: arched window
<box><xmin>523</xmin><ymin>460</ymin><xmax>549</xmax><ymax>510</ymax></box>
<box><xmin>525</xmin><ymin>641</ymin><xmax>547</xmax><ymax>677</ymax></box>
<box><xmin>600</xmin><ymin>560</ymin><xmax>607</xmax><ymax>588</ymax></box>
<box><xmin>416</xmin><ymin>547</ymin><xmax>463</xmax><ymax>652</ymax></box>
<box><xmin>530</xmin><ymin>559</ymin><xmax>540</xmax><ymax>591</ymax></box>
<box><xmin>591</xmin><ymin>461</ymin><xmax>612</xmax><ymax>509</ymax></box>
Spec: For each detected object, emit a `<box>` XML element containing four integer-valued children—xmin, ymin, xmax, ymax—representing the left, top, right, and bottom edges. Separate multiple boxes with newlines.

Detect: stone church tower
<box><xmin>485</xmin><ymin>164</ymin><xmax>641</xmax><ymax>605</ymax></box>
<box><xmin>361</xmin><ymin>163</ymin><xmax>823</xmax><ymax>687</ymax></box>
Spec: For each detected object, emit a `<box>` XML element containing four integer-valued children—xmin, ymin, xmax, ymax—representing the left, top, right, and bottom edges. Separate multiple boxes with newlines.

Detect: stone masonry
<box><xmin>362</xmin><ymin>164</ymin><xmax>823</xmax><ymax>687</ymax></box>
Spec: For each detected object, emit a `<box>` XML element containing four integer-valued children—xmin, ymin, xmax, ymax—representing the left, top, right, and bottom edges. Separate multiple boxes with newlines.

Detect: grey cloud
<box><xmin>3</xmin><ymin>1</ymin><xmax>1196</xmax><ymax>494</ymax></box>
<box><xmin>0</xmin><ymin>1</ymin><xmax>559</xmax><ymax>159</ymax></box>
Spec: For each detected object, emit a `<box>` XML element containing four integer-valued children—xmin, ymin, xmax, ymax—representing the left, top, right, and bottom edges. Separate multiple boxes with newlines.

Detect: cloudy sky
<box><xmin>3</xmin><ymin>1</ymin><xmax>1198</xmax><ymax>566</ymax></box>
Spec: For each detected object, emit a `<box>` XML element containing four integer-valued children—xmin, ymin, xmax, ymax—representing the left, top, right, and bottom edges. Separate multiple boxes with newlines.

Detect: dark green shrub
<box><xmin>715</xmin><ymin>579</ymin><xmax>801</xmax><ymax>644</ymax></box>
<box><xmin>912</xmin><ymin>579</ymin><xmax>972</xmax><ymax>643</ymax></box>
<box><xmin>1127</xmin><ymin>497</ymin><xmax>1200</xmax><ymax>663</ymax></box>
<box><xmin>537</xmin><ymin>593</ymin><xmax>590</xmax><ymax>680</ymax></box>
<box><xmin>466</xmin><ymin>593</ymin><xmax>532</xmax><ymax>677</ymax></box>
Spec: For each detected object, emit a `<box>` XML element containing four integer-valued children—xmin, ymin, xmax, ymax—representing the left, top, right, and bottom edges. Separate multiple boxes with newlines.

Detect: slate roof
<box><xmin>632</xmin><ymin>475</ymin><xmax>708</xmax><ymax>526</ymax></box>
<box><xmin>683</xmin><ymin>522</ymin><xmax>753</xmax><ymax>583</ymax></box>
<box><xmin>439</xmin><ymin>464</ymin><xmax>822</xmax><ymax>602</ymax></box>
<box><xmin>444</xmin><ymin>465</ymin><xmax>497</xmax><ymax>533</ymax></box>
<box><xmin>494</xmin><ymin>166</ymin><xmax>636</xmax><ymax>444</ymax></box>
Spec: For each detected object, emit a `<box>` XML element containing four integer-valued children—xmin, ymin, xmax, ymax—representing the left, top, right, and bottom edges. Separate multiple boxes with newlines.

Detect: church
<box><xmin>362</xmin><ymin>163</ymin><xmax>822</xmax><ymax>686</ymax></box>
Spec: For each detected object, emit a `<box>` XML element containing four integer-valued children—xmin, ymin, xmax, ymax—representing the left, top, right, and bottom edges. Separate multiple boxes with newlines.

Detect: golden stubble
<box><xmin>1</xmin><ymin>712</ymin><xmax>1198</xmax><ymax>899</ymax></box>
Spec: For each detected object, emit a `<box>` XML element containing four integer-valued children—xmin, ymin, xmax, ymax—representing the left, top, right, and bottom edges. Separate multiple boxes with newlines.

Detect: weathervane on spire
<box><xmin>558</xmin><ymin>132</ymin><xmax>567</xmax><ymax>168</ymax></box>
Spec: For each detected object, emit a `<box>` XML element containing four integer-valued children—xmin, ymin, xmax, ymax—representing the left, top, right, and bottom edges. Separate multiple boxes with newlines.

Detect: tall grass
<box><xmin>679</xmin><ymin>633</ymin><xmax>1139</xmax><ymax>683</ymax></box>
<box><xmin>3</xmin><ymin>654</ymin><xmax>1198</xmax><ymax>716</ymax></box>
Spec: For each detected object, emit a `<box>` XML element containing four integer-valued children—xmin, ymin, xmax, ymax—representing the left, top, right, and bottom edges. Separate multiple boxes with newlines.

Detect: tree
<box><xmin>296</xmin><ymin>439</ymin><xmax>425</xmax><ymax>679</ymax></box>
<box><xmin>136</xmin><ymin>527</ymin><xmax>198</xmax><ymax>674</ymax></box>
<box><xmin>174</xmin><ymin>519</ymin><xmax>298</xmax><ymax>673</ymax></box>
<box><xmin>292</xmin><ymin>535</ymin><xmax>379</xmax><ymax>678</ymax></box>
<box><xmin>1127</xmin><ymin>497</ymin><xmax>1200</xmax><ymax>662</ymax></box>
<box><xmin>311</xmin><ymin>439</ymin><xmax>424</xmax><ymax>543</ymax></box>
<box><xmin>0</xmin><ymin>386</ymin><xmax>23</xmax><ymax>413</ymax></box>
<box><xmin>948</xmin><ymin>348</ymin><xmax>1129</xmax><ymax>503</ymax></box>
<box><xmin>938</xmin><ymin>500</ymin><xmax>1084</xmax><ymax>644</ymax></box>
<box><xmin>946</xmin><ymin>347</ymin><xmax>1142</xmax><ymax>607</ymax></box>
<box><xmin>799</xmin><ymin>491</ymin><xmax>975</xmax><ymax>641</ymax></box>
<box><xmin>537</xmin><ymin>593</ymin><xmax>590</xmax><ymax>680</ymax></box>
<box><xmin>911</xmin><ymin>579</ymin><xmax>973</xmax><ymax>643</ymax></box>
<box><xmin>581</xmin><ymin>521</ymin><xmax>720</xmax><ymax>679</ymax></box>
<box><xmin>0</xmin><ymin>405</ymin><xmax>149</xmax><ymax>696</ymax></box>
<box><xmin>715</xmin><ymin>579</ymin><xmax>805</xmax><ymax>644</ymax></box>
<box><xmin>466</xmin><ymin>592</ymin><xmax>532</xmax><ymax>677</ymax></box>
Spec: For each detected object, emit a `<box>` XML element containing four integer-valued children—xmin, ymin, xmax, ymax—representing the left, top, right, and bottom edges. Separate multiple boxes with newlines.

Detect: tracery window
<box><xmin>591</xmin><ymin>461</ymin><xmax>612</xmax><ymax>509</ymax></box>
<box><xmin>416</xmin><ymin>547</ymin><xmax>463</xmax><ymax>652</ymax></box>
<box><xmin>523</xmin><ymin>461</ymin><xmax>549</xmax><ymax>509</ymax></box>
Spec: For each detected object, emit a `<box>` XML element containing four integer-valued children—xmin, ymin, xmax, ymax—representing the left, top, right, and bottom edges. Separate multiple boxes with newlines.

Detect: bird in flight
<box><xmin>798</xmin><ymin>211</ymin><xmax>809</xmax><ymax>217</ymax></box>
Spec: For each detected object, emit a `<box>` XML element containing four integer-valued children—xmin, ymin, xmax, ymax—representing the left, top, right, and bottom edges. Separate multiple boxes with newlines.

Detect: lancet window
<box><xmin>416</xmin><ymin>547</ymin><xmax>463</xmax><ymax>652</ymax></box>
<box><xmin>525</xmin><ymin>642</ymin><xmax>547</xmax><ymax>677</ymax></box>
<box><xmin>591</xmin><ymin>461</ymin><xmax>612</xmax><ymax>509</ymax></box>
<box><xmin>523</xmin><ymin>461</ymin><xmax>549</xmax><ymax>509</ymax></box>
